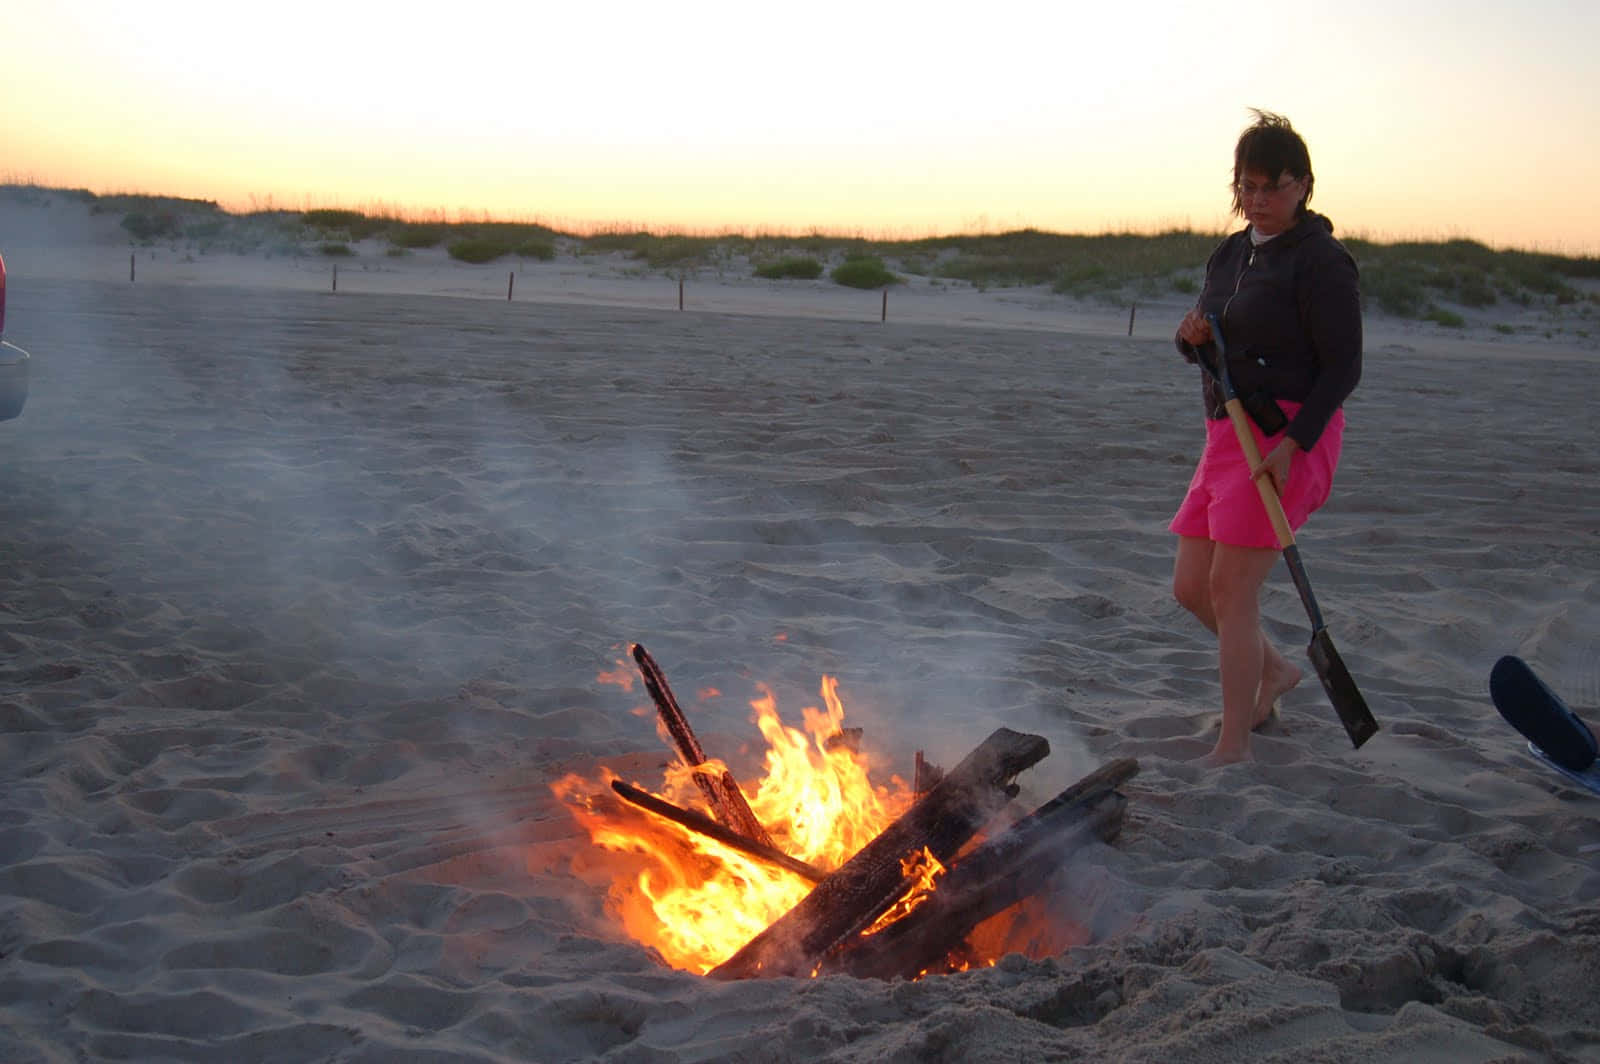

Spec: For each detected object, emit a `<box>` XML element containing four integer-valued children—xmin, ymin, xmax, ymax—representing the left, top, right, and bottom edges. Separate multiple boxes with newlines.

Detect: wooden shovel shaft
<box><xmin>1219</xmin><ymin>396</ymin><xmax>1328</xmax><ymax>631</ymax></box>
<box><xmin>1220</xmin><ymin>396</ymin><xmax>1296</xmax><ymax>550</ymax></box>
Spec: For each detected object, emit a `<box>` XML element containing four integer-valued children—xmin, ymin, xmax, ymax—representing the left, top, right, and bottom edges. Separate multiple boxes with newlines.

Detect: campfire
<box><xmin>553</xmin><ymin>644</ymin><xmax>1136</xmax><ymax>980</ymax></box>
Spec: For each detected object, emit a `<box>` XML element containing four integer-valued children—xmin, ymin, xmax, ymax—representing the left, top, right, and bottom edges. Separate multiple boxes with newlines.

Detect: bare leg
<box><xmin>1174</xmin><ymin>537</ymin><xmax>1293</xmax><ymax>762</ymax></box>
<box><xmin>1205</xmin><ymin>543</ymin><xmax>1284</xmax><ymax>763</ymax></box>
<box><xmin>1175</xmin><ymin>536</ymin><xmax>1301</xmax><ymax>729</ymax></box>
<box><xmin>1172</xmin><ymin>536</ymin><xmax>1217</xmax><ymax>628</ymax></box>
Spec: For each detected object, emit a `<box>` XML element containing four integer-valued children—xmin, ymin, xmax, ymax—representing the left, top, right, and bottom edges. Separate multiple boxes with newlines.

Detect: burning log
<box><xmin>820</xmin><ymin>758</ymin><xmax>1139</xmax><ymax>981</ymax></box>
<box><xmin>708</xmin><ymin>727</ymin><xmax>1050</xmax><ymax>981</ymax></box>
<box><xmin>631</xmin><ymin>643</ymin><xmax>776</xmax><ymax>849</ymax></box>
<box><xmin>824</xmin><ymin>728</ymin><xmax>863</xmax><ymax>755</ymax></box>
<box><xmin>610</xmin><ymin>779</ymin><xmax>826</xmax><ymax>884</ymax></box>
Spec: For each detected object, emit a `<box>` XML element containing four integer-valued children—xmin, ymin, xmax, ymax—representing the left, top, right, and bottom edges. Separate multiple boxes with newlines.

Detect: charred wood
<box><xmin>821</xmin><ymin>783</ymin><xmax>1130</xmax><ymax>981</ymax></box>
<box><xmin>631</xmin><ymin>644</ymin><xmax>775</xmax><ymax>849</ymax></box>
<box><xmin>708</xmin><ymin>727</ymin><xmax>1049</xmax><ymax>981</ymax></box>
<box><xmin>611</xmin><ymin>780</ymin><xmax>826</xmax><ymax>884</ymax></box>
<box><xmin>913</xmin><ymin>750</ymin><xmax>943</xmax><ymax>797</ymax></box>
<box><xmin>824</xmin><ymin>728</ymin><xmax>863</xmax><ymax>755</ymax></box>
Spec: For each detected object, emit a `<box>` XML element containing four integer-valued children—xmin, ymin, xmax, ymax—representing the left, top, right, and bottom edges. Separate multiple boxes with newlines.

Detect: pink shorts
<box><xmin>1169</xmin><ymin>401</ymin><xmax>1344</xmax><ymax>550</ymax></box>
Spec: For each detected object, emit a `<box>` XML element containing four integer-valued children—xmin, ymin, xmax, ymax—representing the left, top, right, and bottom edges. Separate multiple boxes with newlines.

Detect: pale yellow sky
<box><xmin>4</xmin><ymin>1</ymin><xmax>1598</xmax><ymax>252</ymax></box>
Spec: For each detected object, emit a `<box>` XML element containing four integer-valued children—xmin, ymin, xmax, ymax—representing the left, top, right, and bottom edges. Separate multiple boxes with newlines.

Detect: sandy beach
<box><xmin>2</xmin><ymin>196</ymin><xmax>1598</xmax><ymax>1062</ymax></box>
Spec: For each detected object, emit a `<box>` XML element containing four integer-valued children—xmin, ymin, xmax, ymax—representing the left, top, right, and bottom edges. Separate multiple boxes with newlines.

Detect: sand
<box><xmin>1</xmin><ymin>195</ymin><xmax>1598</xmax><ymax>1062</ymax></box>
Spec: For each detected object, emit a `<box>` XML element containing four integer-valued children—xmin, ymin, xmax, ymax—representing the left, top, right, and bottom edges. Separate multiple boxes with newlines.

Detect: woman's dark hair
<box><xmin>1231</xmin><ymin>109</ymin><xmax>1313</xmax><ymax>218</ymax></box>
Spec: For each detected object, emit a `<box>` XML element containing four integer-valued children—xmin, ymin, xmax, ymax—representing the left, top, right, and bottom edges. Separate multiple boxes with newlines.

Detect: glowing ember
<box><xmin>862</xmin><ymin>847</ymin><xmax>945</xmax><ymax>935</ymax></box>
<box><xmin>554</xmin><ymin>673</ymin><xmax>918</xmax><ymax>975</ymax></box>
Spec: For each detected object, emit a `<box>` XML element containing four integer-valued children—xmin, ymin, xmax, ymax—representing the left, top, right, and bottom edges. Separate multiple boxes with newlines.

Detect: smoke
<box><xmin>2</xmin><ymin>199</ymin><xmax>1156</xmax><ymax>829</ymax></box>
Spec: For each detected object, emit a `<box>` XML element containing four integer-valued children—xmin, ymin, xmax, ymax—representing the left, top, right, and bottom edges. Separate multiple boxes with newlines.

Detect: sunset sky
<box><xmin>5</xmin><ymin>1</ymin><xmax>1597</xmax><ymax>252</ymax></box>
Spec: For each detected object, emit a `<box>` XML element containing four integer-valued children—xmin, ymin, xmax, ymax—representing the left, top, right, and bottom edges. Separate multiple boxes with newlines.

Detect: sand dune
<box><xmin>2</xmin><ymin>197</ymin><xmax>1598</xmax><ymax>1062</ymax></box>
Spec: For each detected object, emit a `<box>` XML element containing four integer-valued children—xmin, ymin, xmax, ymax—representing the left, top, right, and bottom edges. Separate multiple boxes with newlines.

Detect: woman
<box><xmin>1171</xmin><ymin>110</ymin><xmax>1362</xmax><ymax>764</ymax></box>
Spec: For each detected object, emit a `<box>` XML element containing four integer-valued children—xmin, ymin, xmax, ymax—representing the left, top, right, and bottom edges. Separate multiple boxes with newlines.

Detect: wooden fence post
<box><xmin>130</xmin><ymin>253</ymin><xmax>135</xmax><ymax>283</ymax></box>
<box><xmin>508</xmin><ymin>271</ymin><xmax>515</xmax><ymax>301</ymax></box>
<box><xmin>1128</xmin><ymin>303</ymin><xmax>1136</xmax><ymax>336</ymax></box>
<box><xmin>332</xmin><ymin>264</ymin><xmax>338</xmax><ymax>292</ymax></box>
<box><xmin>881</xmin><ymin>289</ymin><xmax>888</xmax><ymax>322</ymax></box>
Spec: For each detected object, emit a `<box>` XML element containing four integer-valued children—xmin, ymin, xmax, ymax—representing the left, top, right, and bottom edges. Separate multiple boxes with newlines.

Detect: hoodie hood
<box><xmin>1255</xmin><ymin>210</ymin><xmax>1335</xmax><ymax>251</ymax></box>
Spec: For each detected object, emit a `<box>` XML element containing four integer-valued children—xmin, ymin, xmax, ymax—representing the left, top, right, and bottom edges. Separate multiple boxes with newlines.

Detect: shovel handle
<box><xmin>1219</xmin><ymin>397</ymin><xmax>1297</xmax><ymax>550</ymax></box>
<box><xmin>1201</xmin><ymin>312</ymin><xmax>1296</xmax><ymax>550</ymax></box>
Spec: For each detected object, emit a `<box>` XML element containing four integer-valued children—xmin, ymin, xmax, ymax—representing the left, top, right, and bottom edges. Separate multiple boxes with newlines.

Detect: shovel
<box><xmin>1199</xmin><ymin>314</ymin><xmax>1379</xmax><ymax>749</ymax></box>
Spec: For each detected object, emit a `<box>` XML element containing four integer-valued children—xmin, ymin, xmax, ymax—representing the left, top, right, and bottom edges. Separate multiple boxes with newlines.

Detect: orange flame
<box><xmin>553</xmin><ymin>675</ymin><xmax>918</xmax><ymax>974</ymax></box>
<box><xmin>553</xmin><ymin>672</ymin><xmax>1081</xmax><ymax>977</ymax></box>
<box><xmin>862</xmin><ymin>846</ymin><xmax>945</xmax><ymax>935</ymax></box>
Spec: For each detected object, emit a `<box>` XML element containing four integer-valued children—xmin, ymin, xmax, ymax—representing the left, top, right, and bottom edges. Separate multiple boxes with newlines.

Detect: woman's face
<box><xmin>1236</xmin><ymin>169</ymin><xmax>1306</xmax><ymax>237</ymax></box>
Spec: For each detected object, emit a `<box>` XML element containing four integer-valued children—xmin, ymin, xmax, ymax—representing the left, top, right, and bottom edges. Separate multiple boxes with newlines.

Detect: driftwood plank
<box><xmin>631</xmin><ymin>644</ymin><xmax>776</xmax><ymax>849</ymax></box>
<box><xmin>611</xmin><ymin>780</ymin><xmax>825</xmax><ymax>884</ymax></box>
<box><xmin>1002</xmin><ymin>757</ymin><xmax>1138</xmax><ymax>832</ymax></box>
<box><xmin>708</xmin><ymin>727</ymin><xmax>1049</xmax><ymax>980</ymax></box>
<box><xmin>820</xmin><ymin>765</ymin><xmax>1134</xmax><ymax>981</ymax></box>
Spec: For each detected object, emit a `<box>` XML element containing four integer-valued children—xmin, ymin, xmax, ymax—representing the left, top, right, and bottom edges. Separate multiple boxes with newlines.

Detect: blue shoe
<box><xmin>1490</xmin><ymin>655</ymin><xmax>1597</xmax><ymax>773</ymax></box>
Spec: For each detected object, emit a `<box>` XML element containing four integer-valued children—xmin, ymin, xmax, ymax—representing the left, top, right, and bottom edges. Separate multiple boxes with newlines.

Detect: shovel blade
<box><xmin>1308</xmin><ymin>629</ymin><xmax>1379</xmax><ymax>749</ymax></box>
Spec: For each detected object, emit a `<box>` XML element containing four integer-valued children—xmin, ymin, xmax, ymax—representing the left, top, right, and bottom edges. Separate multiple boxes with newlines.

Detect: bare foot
<box><xmin>1253</xmin><ymin>655</ymin><xmax>1303</xmax><ymax>729</ymax></box>
<box><xmin>1200</xmin><ymin>744</ymin><xmax>1255</xmax><ymax>768</ymax></box>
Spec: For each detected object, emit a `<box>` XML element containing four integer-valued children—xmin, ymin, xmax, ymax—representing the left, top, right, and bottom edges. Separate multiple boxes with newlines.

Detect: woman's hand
<box><xmin>1252</xmin><ymin>438</ymin><xmax>1299</xmax><ymax>496</ymax></box>
<box><xmin>1177</xmin><ymin>308</ymin><xmax>1213</xmax><ymax>347</ymax></box>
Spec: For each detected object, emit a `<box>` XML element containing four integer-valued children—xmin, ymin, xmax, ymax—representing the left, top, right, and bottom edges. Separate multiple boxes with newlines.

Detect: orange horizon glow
<box><xmin>13</xmin><ymin>169</ymin><xmax>1596</xmax><ymax>259</ymax></box>
<box><xmin>4</xmin><ymin>3</ymin><xmax>1599</xmax><ymax>256</ymax></box>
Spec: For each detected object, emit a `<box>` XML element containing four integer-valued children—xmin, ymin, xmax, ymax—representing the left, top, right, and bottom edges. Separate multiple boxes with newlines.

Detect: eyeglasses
<box><xmin>1235</xmin><ymin>177</ymin><xmax>1301</xmax><ymax>200</ymax></box>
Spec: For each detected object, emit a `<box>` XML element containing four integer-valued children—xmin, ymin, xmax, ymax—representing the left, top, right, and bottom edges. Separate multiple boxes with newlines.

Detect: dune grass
<box><xmin>444</xmin><ymin>222</ymin><xmax>563</xmax><ymax>264</ymax></box>
<box><xmin>446</xmin><ymin>237</ymin><xmax>511</xmax><ymax>264</ymax></box>
<box><xmin>303</xmin><ymin>209</ymin><xmax>391</xmax><ymax>240</ymax></box>
<box><xmin>391</xmin><ymin>225</ymin><xmax>445</xmax><ymax>249</ymax></box>
<box><xmin>9</xmin><ymin>184</ymin><xmax>1597</xmax><ymax>324</ymax></box>
<box><xmin>1349</xmin><ymin>237</ymin><xmax>1594</xmax><ymax>318</ymax></box>
<box><xmin>754</xmin><ymin>256</ymin><xmax>825</xmax><ymax>280</ymax></box>
<box><xmin>831</xmin><ymin>256</ymin><xmax>898</xmax><ymax>289</ymax></box>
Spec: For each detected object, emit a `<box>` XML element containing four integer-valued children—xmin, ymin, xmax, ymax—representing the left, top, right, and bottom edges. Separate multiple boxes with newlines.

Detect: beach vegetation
<box><xmin>516</xmin><ymin>238</ymin><xmax>557</xmax><ymax>261</ymax></box>
<box><xmin>1357</xmin><ymin>259</ymin><xmax>1430</xmax><ymax>317</ymax></box>
<box><xmin>442</xmin><ymin>222</ymin><xmax>561</xmax><ymax>264</ymax></box>
<box><xmin>1348</xmin><ymin>238</ymin><xmax>1594</xmax><ymax>318</ymax></box>
<box><xmin>319</xmin><ymin>242</ymin><xmax>354</xmax><ymax>256</ymax></box>
<box><xmin>896</xmin><ymin>228</ymin><xmax>1217</xmax><ymax>295</ymax></box>
<box><xmin>1425</xmin><ymin>306</ymin><xmax>1465</xmax><ymax>327</ymax></box>
<box><xmin>755</xmin><ymin>256</ymin><xmax>824</xmax><ymax>280</ymax></box>
<box><xmin>120</xmin><ymin>212</ymin><xmax>182</xmax><ymax>242</ymax></box>
<box><xmin>85</xmin><ymin>191</ymin><xmax>222</xmax><ymax>217</ymax></box>
<box><xmin>584</xmin><ymin>231</ymin><xmax>722</xmax><ymax>268</ymax></box>
<box><xmin>448</xmin><ymin>236</ymin><xmax>513</xmax><ymax>264</ymax></box>
<box><xmin>391</xmin><ymin>225</ymin><xmax>445</xmax><ymax>249</ymax></box>
<box><xmin>0</xmin><ymin>182</ymin><xmax>98</xmax><ymax>208</ymax></box>
<box><xmin>581</xmin><ymin>229</ymin><xmax>652</xmax><ymax>254</ymax></box>
<box><xmin>831</xmin><ymin>256</ymin><xmax>898</xmax><ymax>289</ymax></box>
<box><xmin>13</xmin><ymin>184</ymin><xmax>1599</xmax><ymax>332</ymax></box>
<box><xmin>641</xmin><ymin>237</ymin><xmax>716</xmax><ymax>268</ymax></box>
<box><xmin>303</xmin><ymin>209</ymin><xmax>388</xmax><ymax>239</ymax></box>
